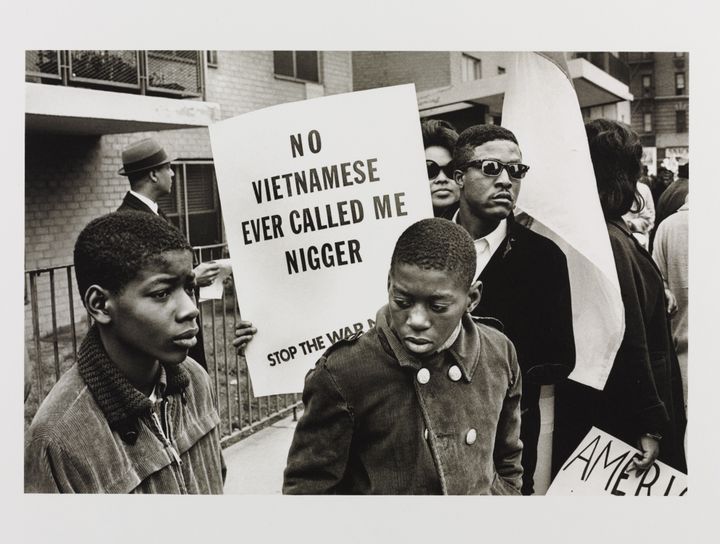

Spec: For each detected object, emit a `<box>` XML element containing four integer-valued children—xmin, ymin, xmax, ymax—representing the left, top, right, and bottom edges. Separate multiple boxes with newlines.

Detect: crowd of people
<box><xmin>24</xmin><ymin>114</ymin><xmax>689</xmax><ymax>494</ymax></box>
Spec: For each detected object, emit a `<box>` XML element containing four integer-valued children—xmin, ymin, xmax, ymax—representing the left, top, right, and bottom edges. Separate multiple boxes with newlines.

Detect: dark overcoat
<box><xmin>553</xmin><ymin>220</ymin><xmax>687</xmax><ymax>473</ymax></box>
<box><xmin>472</xmin><ymin>214</ymin><xmax>576</xmax><ymax>493</ymax></box>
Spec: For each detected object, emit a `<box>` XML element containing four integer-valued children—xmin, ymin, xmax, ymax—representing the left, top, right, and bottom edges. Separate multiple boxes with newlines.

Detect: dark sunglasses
<box><xmin>426</xmin><ymin>160</ymin><xmax>455</xmax><ymax>180</ymax></box>
<box><xmin>461</xmin><ymin>159</ymin><xmax>530</xmax><ymax>180</ymax></box>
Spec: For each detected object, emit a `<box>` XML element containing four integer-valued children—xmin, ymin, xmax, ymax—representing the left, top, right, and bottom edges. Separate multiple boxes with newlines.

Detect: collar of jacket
<box><xmin>375</xmin><ymin>305</ymin><xmax>481</xmax><ymax>381</ymax></box>
<box><xmin>608</xmin><ymin>217</ymin><xmax>633</xmax><ymax>237</ymax></box>
<box><xmin>497</xmin><ymin>213</ymin><xmax>521</xmax><ymax>259</ymax></box>
<box><xmin>77</xmin><ymin>326</ymin><xmax>191</xmax><ymax>442</ymax></box>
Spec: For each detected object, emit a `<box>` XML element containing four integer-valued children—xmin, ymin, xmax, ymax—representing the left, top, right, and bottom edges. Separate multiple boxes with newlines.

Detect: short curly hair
<box><xmin>421</xmin><ymin>119</ymin><xmax>459</xmax><ymax>152</ymax></box>
<box><xmin>585</xmin><ymin>119</ymin><xmax>643</xmax><ymax>220</ymax></box>
<box><xmin>391</xmin><ymin>218</ymin><xmax>476</xmax><ymax>289</ymax></box>
<box><xmin>73</xmin><ymin>211</ymin><xmax>192</xmax><ymax>299</ymax></box>
<box><xmin>453</xmin><ymin>124</ymin><xmax>519</xmax><ymax>169</ymax></box>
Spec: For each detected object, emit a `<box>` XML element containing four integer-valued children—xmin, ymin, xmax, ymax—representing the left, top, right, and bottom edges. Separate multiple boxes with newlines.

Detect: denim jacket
<box><xmin>283</xmin><ymin>305</ymin><xmax>523</xmax><ymax>495</ymax></box>
<box><xmin>25</xmin><ymin>327</ymin><xmax>225</xmax><ymax>494</ymax></box>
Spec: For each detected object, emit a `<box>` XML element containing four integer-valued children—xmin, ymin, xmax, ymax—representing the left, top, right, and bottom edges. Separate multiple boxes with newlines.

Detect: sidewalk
<box><xmin>222</xmin><ymin>414</ymin><xmax>298</xmax><ymax>494</ymax></box>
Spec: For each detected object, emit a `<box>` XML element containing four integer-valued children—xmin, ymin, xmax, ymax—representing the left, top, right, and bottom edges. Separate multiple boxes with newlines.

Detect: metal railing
<box><xmin>25</xmin><ymin>50</ymin><xmax>205</xmax><ymax>99</ymax></box>
<box><xmin>575</xmin><ymin>52</ymin><xmax>630</xmax><ymax>85</ymax></box>
<box><xmin>24</xmin><ymin>257</ymin><xmax>300</xmax><ymax>446</ymax></box>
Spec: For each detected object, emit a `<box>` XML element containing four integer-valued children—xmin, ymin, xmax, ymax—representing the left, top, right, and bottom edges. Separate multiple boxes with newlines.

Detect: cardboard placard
<box><xmin>209</xmin><ymin>84</ymin><xmax>432</xmax><ymax>396</ymax></box>
<box><xmin>547</xmin><ymin>427</ymin><xmax>687</xmax><ymax>496</ymax></box>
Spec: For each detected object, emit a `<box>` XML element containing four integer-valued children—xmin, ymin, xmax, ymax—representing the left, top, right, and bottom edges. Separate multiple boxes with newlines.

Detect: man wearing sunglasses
<box><xmin>452</xmin><ymin>125</ymin><xmax>576</xmax><ymax>496</ymax></box>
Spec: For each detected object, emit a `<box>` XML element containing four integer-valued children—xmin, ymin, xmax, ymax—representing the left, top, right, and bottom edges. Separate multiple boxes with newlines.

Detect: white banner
<box><xmin>209</xmin><ymin>85</ymin><xmax>432</xmax><ymax>396</ymax></box>
<box><xmin>502</xmin><ymin>52</ymin><xmax>624</xmax><ymax>391</ymax></box>
<box><xmin>547</xmin><ymin>427</ymin><xmax>687</xmax><ymax>496</ymax></box>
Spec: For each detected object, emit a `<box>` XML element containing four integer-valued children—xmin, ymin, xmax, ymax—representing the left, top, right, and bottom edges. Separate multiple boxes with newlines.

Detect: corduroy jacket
<box><xmin>25</xmin><ymin>327</ymin><xmax>225</xmax><ymax>494</ymax></box>
<box><xmin>283</xmin><ymin>306</ymin><xmax>523</xmax><ymax>495</ymax></box>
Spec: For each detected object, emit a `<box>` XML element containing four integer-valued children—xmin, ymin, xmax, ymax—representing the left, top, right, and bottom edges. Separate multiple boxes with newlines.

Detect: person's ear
<box><xmin>454</xmin><ymin>169</ymin><xmax>465</xmax><ymax>188</ymax></box>
<box><xmin>467</xmin><ymin>280</ymin><xmax>482</xmax><ymax>314</ymax></box>
<box><xmin>148</xmin><ymin>168</ymin><xmax>159</xmax><ymax>183</ymax></box>
<box><xmin>84</xmin><ymin>285</ymin><xmax>113</xmax><ymax>325</ymax></box>
<box><xmin>387</xmin><ymin>269</ymin><xmax>393</xmax><ymax>292</ymax></box>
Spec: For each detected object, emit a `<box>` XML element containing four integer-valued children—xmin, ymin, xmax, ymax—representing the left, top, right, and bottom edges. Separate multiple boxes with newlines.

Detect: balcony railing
<box><xmin>575</xmin><ymin>52</ymin><xmax>630</xmax><ymax>85</ymax></box>
<box><xmin>24</xmin><ymin>254</ymin><xmax>300</xmax><ymax>447</ymax></box>
<box><xmin>25</xmin><ymin>50</ymin><xmax>205</xmax><ymax>99</ymax></box>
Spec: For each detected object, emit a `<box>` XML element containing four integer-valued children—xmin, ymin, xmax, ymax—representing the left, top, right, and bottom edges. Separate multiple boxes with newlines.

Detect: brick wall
<box><xmin>352</xmin><ymin>51</ymin><xmax>452</xmax><ymax>92</ymax></box>
<box><xmin>25</xmin><ymin>51</ymin><xmax>353</xmax><ymax>336</ymax></box>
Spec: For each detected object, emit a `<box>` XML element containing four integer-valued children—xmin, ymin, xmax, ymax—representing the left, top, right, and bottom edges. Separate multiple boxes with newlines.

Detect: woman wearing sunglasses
<box><xmin>553</xmin><ymin>119</ymin><xmax>687</xmax><ymax>475</ymax></box>
<box><xmin>421</xmin><ymin>119</ymin><xmax>461</xmax><ymax>219</ymax></box>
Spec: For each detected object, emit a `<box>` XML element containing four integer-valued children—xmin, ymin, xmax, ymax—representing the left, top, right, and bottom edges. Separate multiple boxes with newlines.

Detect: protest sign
<box><xmin>209</xmin><ymin>84</ymin><xmax>432</xmax><ymax>396</ymax></box>
<box><xmin>547</xmin><ymin>427</ymin><xmax>687</xmax><ymax>496</ymax></box>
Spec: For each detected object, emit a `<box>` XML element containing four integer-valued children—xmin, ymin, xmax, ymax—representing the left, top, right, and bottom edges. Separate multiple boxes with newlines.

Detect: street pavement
<box><xmin>222</xmin><ymin>414</ymin><xmax>298</xmax><ymax>494</ymax></box>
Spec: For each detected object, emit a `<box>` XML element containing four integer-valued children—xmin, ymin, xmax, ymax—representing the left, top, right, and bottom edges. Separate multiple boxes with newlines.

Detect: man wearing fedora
<box><xmin>117</xmin><ymin>137</ymin><xmax>222</xmax><ymax>370</ymax></box>
<box><xmin>117</xmin><ymin>138</ymin><xmax>220</xmax><ymax>287</ymax></box>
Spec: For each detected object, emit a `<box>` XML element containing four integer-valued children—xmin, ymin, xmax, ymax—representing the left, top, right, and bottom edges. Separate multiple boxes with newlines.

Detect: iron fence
<box><xmin>25</xmin><ymin>50</ymin><xmax>205</xmax><ymax>99</ymax></box>
<box><xmin>24</xmin><ymin>255</ymin><xmax>300</xmax><ymax>447</ymax></box>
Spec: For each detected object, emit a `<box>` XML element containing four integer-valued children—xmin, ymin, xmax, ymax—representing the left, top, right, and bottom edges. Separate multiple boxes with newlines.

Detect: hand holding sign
<box><xmin>547</xmin><ymin>427</ymin><xmax>686</xmax><ymax>496</ymax></box>
<box><xmin>233</xmin><ymin>321</ymin><xmax>257</xmax><ymax>355</ymax></box>
<box><xmin>632</xmin><ymin>434</ymin><xmax>661</xmax><ymax>472</ymax></box>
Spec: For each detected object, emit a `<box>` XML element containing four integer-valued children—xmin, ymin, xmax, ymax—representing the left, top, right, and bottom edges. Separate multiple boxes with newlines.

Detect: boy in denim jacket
<box><xmin>25</xmin><ymin>211</ymin><xmax>224</xmax><ymax>493</ymax></box>
<box><xmin>283</xmin><ymin>218</ymin><xmax>523</xmax><ymax>494</ymax></box>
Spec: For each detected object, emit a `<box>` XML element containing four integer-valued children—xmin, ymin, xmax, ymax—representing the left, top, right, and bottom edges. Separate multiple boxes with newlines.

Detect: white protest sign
<box><xmin>547</xmin><ymin>427</ymin><xmax>687</xmax><ymax>496</ymax></box>
<box><xmin>209</xmin><ymin>85</ymin><xmax>432</xmax><ymax>396</ymax></box>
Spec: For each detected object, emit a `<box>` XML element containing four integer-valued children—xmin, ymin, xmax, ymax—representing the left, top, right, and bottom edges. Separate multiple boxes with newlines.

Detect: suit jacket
<box><xmin>472</xmin><ymin>215</ymin><xmax>576</xmax><ymax>386</ymax></box>
<box><xmin>117</xmin><ymin>191</ymin><xmax>170</xmax><ymax>222</ymax></box>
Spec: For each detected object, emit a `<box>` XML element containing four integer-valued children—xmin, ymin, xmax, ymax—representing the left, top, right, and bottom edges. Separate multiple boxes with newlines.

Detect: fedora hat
<box><xmin>118</xmin><ymin>138</ymin><xmax>174</xmax><ymax>176</ymax></box>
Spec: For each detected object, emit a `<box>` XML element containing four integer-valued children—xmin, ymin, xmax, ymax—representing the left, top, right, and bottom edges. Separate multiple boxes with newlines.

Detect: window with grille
<box><xmin>643</xmin><ymin>112</ymin><xmax>653</xmax><ymax>133</ymax></box>
<box><xmin>675</xmin><ymin>72</ymin><xmax>686</xmax><ymax>95</ymax></box>
<box><xmin>461</xmin><ymin>54</ymin><xmax>482</xmax><ymax>82</ymax></box>
<box><xmin>273</xmin><ymin>51</ymin><xmax>320</xmax><ymax>83</ymax></box>
<box><xmin>156</xmin><ymin>161</ymin><xmax>222</xmax><ymax>246</ymax></box>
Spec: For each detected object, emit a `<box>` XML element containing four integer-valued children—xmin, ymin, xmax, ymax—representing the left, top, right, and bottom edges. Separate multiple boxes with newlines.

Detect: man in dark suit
<box><xmin>117</xmin><ymin>138</ymin><xmax>221</xmax><ymax>369</ymax></box>
<box><xmin>452</xmin><ymin>125</ymin><xmax>576</xmax><ymax>495</ymax></box>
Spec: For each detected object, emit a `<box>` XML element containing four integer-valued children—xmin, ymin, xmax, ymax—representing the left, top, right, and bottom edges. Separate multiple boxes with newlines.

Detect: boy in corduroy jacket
<box><xmin>25</xmin><ymin>211</ymin><xmax>225</xmax><ymax>493</ymax></box>
<box><xmin>283</xmin><ymin>218</ymin><xmax>523</xmax><ymax>494</ymax></box>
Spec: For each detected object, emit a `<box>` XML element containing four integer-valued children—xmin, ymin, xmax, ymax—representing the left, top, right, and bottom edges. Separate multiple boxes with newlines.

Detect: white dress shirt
<box><xmin>453</xmin><ymin>212</ymin><xmax>508</xmax><ymax>280</ymax></box>
<box><xmin>129</xmin><ymin>190</ymin><xmax>159</xmax><ymax>214</ymax></box>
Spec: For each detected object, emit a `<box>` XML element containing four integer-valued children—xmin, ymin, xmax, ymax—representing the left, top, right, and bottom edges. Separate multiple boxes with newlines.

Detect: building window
<box><xmin>497</xmin><ymin>66</ymin><xmax>506</xmax><ymax>75</ymax></box>
<box><xmin>156</xmin><ymin>161</ymin><xmax>223</xmax><ymax>247</ymax></box>
<box><xmin>206</xmin><ymin>51</ymin><xmax>218</xmax><ymax>68</ymax></box>
<box><xmin>273</xmin><ymin>51</ymin><xmax>320</xmax><ymax>83</ymax></box>
<box><xmin>643</xmin><ymin>112</ymin><xmax>653</xmax><ymax>133</ymax></box>
<box><xmin>642</xmin><ymin>74</ymin><xmax>652</xmax><ymax>91</ymax></box>
<box><xmin>461</xmin><ymin>54</ymin><xmax>482</xmax><ymax>82</ymax></box>
<box><xmin>674</xmin><ymin>52</ymin><xmax>685</xmax><ymax>58</ymax></box>
<box><xmin>675</xmin><ymin>72</ymin><xmax>686</xmax><ymax>95</ymax></box>
<box><xmin>676</xmin><ymin>110</ymin><xmax>687</xmax><ymax>133</ymax></box>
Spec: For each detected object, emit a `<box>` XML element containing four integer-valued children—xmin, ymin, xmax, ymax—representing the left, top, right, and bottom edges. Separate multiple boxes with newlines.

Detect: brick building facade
<box><xmin>627</xmin><ymin>51</ymin><xmax>689</xmax><ymax>175</ymax></box>
<box><xmin>25</xmin><ymin>51</ymin><xmax>353</xmax><ymax>336</ymax></box>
